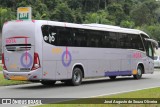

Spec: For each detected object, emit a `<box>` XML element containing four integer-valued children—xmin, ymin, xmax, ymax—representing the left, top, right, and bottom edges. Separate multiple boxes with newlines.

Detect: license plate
<box><xmin>10</xmin><ymin>76</ymin><xmax>28</xmax><ymax>80</ymax></box>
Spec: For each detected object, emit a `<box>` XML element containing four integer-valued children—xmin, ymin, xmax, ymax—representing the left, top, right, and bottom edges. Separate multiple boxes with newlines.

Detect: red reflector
<box><xmin>2</xmin><ymin>53</ymin><xmax>7</xmax><ymax>70</ymax></box>
<box><xmin>32</xmin><ymin>20</ymin><xmax>35</xmax><ymax>23</ymax></box>
<box><xmin>33</xmin><ymin>76</ymin><xmax>37</xmax><ymax>78</ymax></box>
<box><xmin>31</xmin><ymin>52</ymin><xmax>40</xmax><ymax>70</ymax></box>
<box><xmin>16</xmin><ymin>20</ymin><xmax>23</xmax><ymax>22</ymax></box>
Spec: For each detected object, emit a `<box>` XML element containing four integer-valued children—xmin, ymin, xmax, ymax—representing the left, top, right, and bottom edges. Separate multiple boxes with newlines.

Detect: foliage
<box><xmin>50</xmin><ymin>2</ymin><xmax>75</xmax><ymax>22</ymax></box>
<box><xmin>131</xmin><ymin>0</ymin><xmax>159</xmax><ymax>26</ymax></box>
<box><xmin>84</xmin><ymin>10</ymin><xmax>114</xmax><ymax>25</ymax></box>
<box><xmin>120</xmin><ymin>20</ymin><xmax>135</xmax><ymax>28</ymax></box>
<box><xmin>139</xmin><ymin>24</ymin><xmax>160</xmax><ymax>41</ymax></box>
<box><xmin>0</xmin><ymin>7</ymin><xmax>15</xmax><ymax>29</ymax></box>
<box><xmin>0</xmin><ymin>65</ymin><xmax>2</xmax><ymax>71</ymax></box>
<box><xmin>0</xmin><ymin>0</ymin><xmax>160</xmax><ymax>41</ymax></box>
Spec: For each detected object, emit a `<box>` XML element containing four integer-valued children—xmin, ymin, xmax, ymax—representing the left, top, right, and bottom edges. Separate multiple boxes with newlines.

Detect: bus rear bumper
<box><xmin>3</xmin><ymin>69</ymin><xmax>42</xmax><ymax>81</ymax></box>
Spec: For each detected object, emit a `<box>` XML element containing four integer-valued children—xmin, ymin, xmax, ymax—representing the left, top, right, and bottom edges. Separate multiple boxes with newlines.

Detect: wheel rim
<box><xmin>73</xmin><ymin>71</ymin><xmax>80</xmax><ymax>83</ymax></box>
<box><xmin>137</xmin><ymin>68</ymin><xmax>142</xmax><ymax>76</ymax></box>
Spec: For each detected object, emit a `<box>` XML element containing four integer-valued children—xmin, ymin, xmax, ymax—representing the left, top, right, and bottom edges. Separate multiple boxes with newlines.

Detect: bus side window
<box><xmin>72</xmin><ymin>28</ymin><xmax>87</xmax><ymax>47</ymax></box>
<box><xmin>109</xmin><ymin>32</ymin><xmax>118</xmax><ymax>48</ymax></box>
<box><xmin>130</xmin><ymin>34</ymin><xmax>144</xmax><ymax>51</ymax></box>
<box><xmin>102</xmin><ymin>32</ymin><xmax>110</xmax><ymax>48</ymax></box>
<box><xmin>48</xmin><ymin>26</ymin><xmax>57</xmax><ymax>45</ymax></box>
<box><xmin>56</xmin><ymin>27</ymin><xmax>73</xmax><ymax>46</ymax></box>
<box><xmin>118</xmin><ymin>33</ymin><xmax>131</xmax><ymax>49</ymax></box>
<box><xmin>41</xmin><ymin>25</ymin><xmax>57</xmax><ymax>45</ymax></box>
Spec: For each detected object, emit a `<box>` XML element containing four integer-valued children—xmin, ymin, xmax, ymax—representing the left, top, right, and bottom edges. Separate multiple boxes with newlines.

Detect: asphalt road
<box><xmin>0</xmin><ymin>70</ymin><xmax>160</xmax><ymax>98</ymax></box>
<box><xmin>0</xmin><ymin>70</ymin><xmax>160</xmax><ymax>106</ymax></box>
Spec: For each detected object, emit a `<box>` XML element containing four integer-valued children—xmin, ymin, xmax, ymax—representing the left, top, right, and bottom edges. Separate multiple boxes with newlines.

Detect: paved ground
<box><xmin>0</xmin><ymin>71</ymin><xmax>160</xmax><ymax>99</ymax></box>
<box><xmin>0</xmin><ymin>70</ymin><xmax>160</xmax><ymax>106</ymax></box>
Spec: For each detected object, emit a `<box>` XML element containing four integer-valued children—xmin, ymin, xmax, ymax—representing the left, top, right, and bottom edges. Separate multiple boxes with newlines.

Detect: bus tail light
<box><xmin>31</xmin><ymin>52</ymin><xmax>40</xmax><ymax>70</ymax></box>
<box><xmin>2</xmin><ymin>53</ymin><xmax>7</xmax><ymax>70</ymax></box>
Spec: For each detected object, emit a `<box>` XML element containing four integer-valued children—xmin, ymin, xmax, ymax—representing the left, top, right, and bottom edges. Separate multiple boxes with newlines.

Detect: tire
<box><xmin>133</xmin><ymin>65</ymin><xmax>143</xmax><ymax>79</ymax></box>
<box><xmin>69</xmin><ymin>68</ymin><xmax>83</xmax><ymax>86</ymax></box>
<box><xmin>109</xmin><ymin>76</ymin><xmax>116</xmax><ymax>80</ymax></box>
<box><xmin>41</xmin><ymin>80</ymin><xmax>56</xmax><ymax>86</ymax></box>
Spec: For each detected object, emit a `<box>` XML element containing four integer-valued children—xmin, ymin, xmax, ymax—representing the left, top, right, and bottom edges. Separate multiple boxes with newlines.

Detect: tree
<box><xmin>82</xmin><ymin>0</ymin><xmax>102</xmax><ymax>12</ymax></box>
<box><xmin>120</xmin><ymin>20</ymin><xmax>135</xmax><ymax>28</ymax></box>
<box><xmin>131</xmin><ymin>0</ymin><xmax>159</xmax><ymax>26</ymax></box>
<box><xmin>107</xmin><ymin>3</ymin><xmax>126</xmax><ymax>25</ymax></box>
<box><xmin>139</xmin><ymin>24</ymin><xmax>160</xmax><ymax>41</ymax></box>
<box><xmin>67</xmin><ymin>0</ymin><xmax>83</xmax><ymax>10</ymax></box>
<box><xmin>84</xmin><ymin>10</ymin><xmax>114</xmax><ymax>25</ymax></box>
<box><xmin>50</xmin><ymin>3</ymin><xmax>75</xmax><ymax>22</ymax></box>
<box><xmin>73</xmin><ymin>8</ymin><xmax>83</xmax><ymax>23</ymax></box>
<box><xmin>0</xmin><ymin>8</ymin><xmax>15</xmax><ymax>30</ymax></box>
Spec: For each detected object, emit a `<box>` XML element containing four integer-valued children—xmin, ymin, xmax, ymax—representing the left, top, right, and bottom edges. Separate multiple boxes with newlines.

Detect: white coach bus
<box><xmin>2</xmin><ymin>20</ymin><xmax>158</xmax><ymax>86</ymax></box>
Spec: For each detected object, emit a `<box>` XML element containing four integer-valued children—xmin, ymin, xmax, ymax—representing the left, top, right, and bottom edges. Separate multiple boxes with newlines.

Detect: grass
<box><xmin>0</xmin><ymin>73</ymin><xmax>29</xmax><ymax>86</ymax></box>
<box><xmin>37</xmin><ymin>87</ymin><xmax>160</xmax><ymax>107</ymax></box>
<box><xmin>0</xmin><ymin>65</ymin><xmax>2</xmax><ymax>71</ymax></box>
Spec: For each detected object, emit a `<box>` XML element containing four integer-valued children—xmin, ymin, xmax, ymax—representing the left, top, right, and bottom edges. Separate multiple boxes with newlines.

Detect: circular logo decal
<box><xmin>62</xmin><ymin>51</ymin><xmax>72</xmax><ymax>67</ymax></box>
<box><xmin>20</xmin><ymin>52</ymin><xmax>33</xmax><ymax>68</ymax></box>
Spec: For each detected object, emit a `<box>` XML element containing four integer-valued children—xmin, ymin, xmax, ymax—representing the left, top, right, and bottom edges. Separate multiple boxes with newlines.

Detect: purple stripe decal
<box><xmin>105</xmin><ymin>71</ymin><xmax>132</xmax><ymax>76</ymax></box>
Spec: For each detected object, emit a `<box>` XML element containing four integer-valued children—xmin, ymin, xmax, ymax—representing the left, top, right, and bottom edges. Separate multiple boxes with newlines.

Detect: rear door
<box><xmin>2</xmin><ymin>20</ymin><xmax>35</xmax><ymax>72</ymax></box>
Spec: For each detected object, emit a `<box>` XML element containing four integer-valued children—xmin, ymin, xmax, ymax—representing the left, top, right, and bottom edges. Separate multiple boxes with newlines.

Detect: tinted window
<box><xmin>41</xmin><ymin>25</ymin><xmax>144</xmax><ymax>50</ymax></box>
<box><xmin>118</xmin><ymin>33</ymin><xmax>132</xmax><ymax>49</ymax></box>
<box><xmin>109</xmin><ymin>32</ymin><xmax>118</xmax><ymax>48</ymax></box>
<box><xmin>72</xmin><ymin>28</ymin><xmax>87</xmax><ymax>47</ymax></box>
<box><xmin>101</xmin><ymin>32</ymin><xmax>110</xmax><ymax>48</ymax></box>
<box><xmin>87</xmin><ymin>30</ymin><xmax>102</xmax><ymax>47</ymax></box>
<box><xmin>56</xmin><ymin>27</ymin><xmax>73</xmax><ymax>46</ymax></box>
<box><xmin>130</xmin><ymin>34</ymin><xmax>144</xmax><ymax>51</ymax></box>
<box><xmin>42</xmin><ymin>25</ymin><xmax>57</xmax><ymax>45</ymax></box>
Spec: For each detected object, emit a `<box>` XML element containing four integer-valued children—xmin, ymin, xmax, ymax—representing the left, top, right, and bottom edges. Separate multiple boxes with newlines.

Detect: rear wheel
<box><xmin>41</xmin><ymin>80</ymin><xmax>56</xmax><ymax>86</ymax></box>
<box><xmin>133</xmin><ymin>65</ymin><xmax>143</xmax><ymax>79</ymax></box>
<box><xmin>66</xmin><ymin>68</ymin><xmax>82</xmax><ymax>86</ymax></box>
<box><xmin>109</xmin><ymin>76</ymin><xmax>116</xmax><ymax>80</ymax></box>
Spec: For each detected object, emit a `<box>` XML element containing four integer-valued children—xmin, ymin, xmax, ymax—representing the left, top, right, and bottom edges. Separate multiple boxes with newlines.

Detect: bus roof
<box><xmin>46</xmin><ymin>20</ymin><xmax>149</xmax><ymax>37</ymax></box>
<box><xmin>5</xmin><ymin>20</ymin><xmax>149</xmax><ymax>37</ymax></box>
